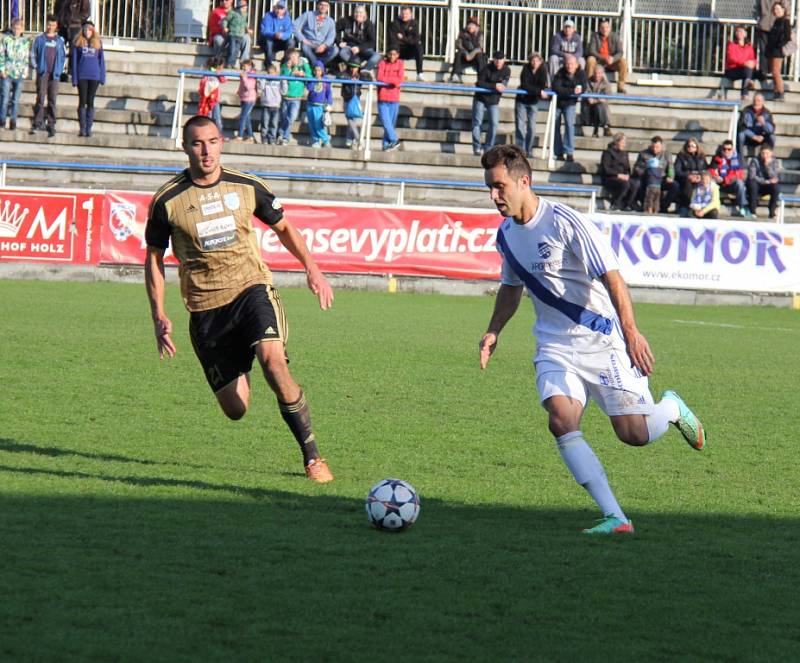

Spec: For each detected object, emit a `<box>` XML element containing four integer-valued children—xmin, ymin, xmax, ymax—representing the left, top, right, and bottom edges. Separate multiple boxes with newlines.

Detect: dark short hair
<box><xmin>722</xmin><ymin>138</ymin><xmax>734</xmax><ymax>147</ymax></box>
<box><xmin>481</xmin><ymin>145</ymin><xmax>532</xmax><ymax>180</ymax></box>
<box><xmin>46</xmin><ymin>14</ymin><xmax>58</xmax><ymax>23</ymax></box>
<box><xmin>182</xmin><ymin>115</ymin><xmax>219</xmax><ymax>142</ymax></box>
<box><xmin>651</xmin><ymin>135</ymin><xmax>663</xmax><ymax>144</ymax></box>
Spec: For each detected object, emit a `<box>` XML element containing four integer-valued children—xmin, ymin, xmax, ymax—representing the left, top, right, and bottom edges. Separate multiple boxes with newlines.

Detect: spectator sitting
<box><xmin>294</xmin><ymin>0</ymin><xmax>337</xmax><ymax>67</ymax></box>
<box><xmin>223</xmin><ymin>0</ymin><xmax>252</xmax><ymax>67</ymax></box>
<box><xmin>689</xmin><ymin>171</ymin><xmax>721</xmax><ymax>219</ymax></box>
<box><xmin>257</xmin><ymin>61</ymin><xmax>282</xmax><ymax>144</ymax></box>
<box><xmin>198</xmin><ymin>57</ymin><xmax>226</xmax><ymax>135</ymax></box>
<box><xmin>738</xmin><ymin>92</ymin><xmax>775</xmax><ymax>157</ymax></box>
<box><xmin>724</xmin><ymin>25</ymin><xmax>756</xmax><ymax>99</ymax></box>
<box><xmin>551</xmin><ymin>54</ymin><xmax>586</xmax><ymax>163</ymax></box>
<box><xmin>377</xmin><ymin>47</ymin><xmax>405</xmax><ymax>151</ymax></box>
<box><xmin>709</xmin><ymin>139</ymin><xmax>750</xmax><ymax>216</ymax></box>
<box><xmin>601</xmin><ymin>132</ymin><xmax>637</xmax><ymax>211</ymax></box>
<box><xmin>548</xmin><ymin>19</ymin><xmax>585</xmax><ymax>79</ymax></box>
<box><xmin>747</xmin><ymin>146</ymin><xmax>781</xmax><ymax>218</ymax></box>
<box><xmin>235</xmin><ymin>59</ymin><xmax>257</xmax><ymax>143</ymax></box>
<box><xmin>674</xmin><ymin>138</ymin><xmax>708</xmax><ymax>216</ymax></box>
<box><xmin>580</xmin><ymin>64</ymin><xmax>611</xmax><ymax>137</ymax></box>
<box><xmin>449</xmin><ymin>16</ymin><xmax>485</xmax><ymax>84</ymax></box>
<box><xmin>766</xmin><ymin>2</ymin><xmax>792</xmax><ymax>101</ymax></box>
<box><xmin>586</xmin><ymin>18</ymin><xmax>627</xmax><ymax>94</ymax></box>
<box><xmin>208</xmin><ymin>0</ymin><xmax>233</xmax><ymax>59</ymax></box>
<box><xmin>471</xmin><ymin>51</ymin><xmax>510</xmax><ymax>156</ymax></box>
<box><xmin>632</xmin><ymin>136</ymin><xmax>679</xmax><ymax>213</ymax></box>
<box><xmin>388</xmin><ymin>5</ymin><xmax>425</xmax><ymax>81</ymax></box>
<box><xmin>336</xmin><ymin>4</ymin><xmax>381</xmax><ymax>73</ymax></box>
<box><xmin>341</xmin><ymin>62</ymin><xmax>365</xmax><ymax>148</ymax></box>
<box><xmin>277</xmin><ymin>48</ymin><xmax>311</xmax><ymax>145</ymax></box>
<box><xmin>259</xmin><ymin>0</ymin><xmax>295</xmax><ymax>68</ymax></box>
<box><xmin>0</xmin><ymin>18</ymin><xmax>32</xmax><ymax>131</ymax></box>
<box><xmin>305</xmin><ymin>60</ymin><xmax>332</xmax><ymax>148</ymax></box>
<box><xmin>515</xmin><ymin>52</ymin><xmax>548</xmax><ymax>158</ymax></box>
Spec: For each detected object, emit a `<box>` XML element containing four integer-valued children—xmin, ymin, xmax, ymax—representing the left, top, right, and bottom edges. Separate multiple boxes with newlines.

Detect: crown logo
<box><xmin>0</xmin><ymin>199</ymin><xmax>30</xmax><ymax>238</ymax></box>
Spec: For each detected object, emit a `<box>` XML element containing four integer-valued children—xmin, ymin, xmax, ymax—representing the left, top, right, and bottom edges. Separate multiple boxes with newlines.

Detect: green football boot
<box><xmin>582</xmin><ymin>515</ymin><xmax>635</xmax><ymax>535</ymax></box>
<box><xmin>662</xmin><ymin>390</ymin><xmax>706</xmax><ymax>450</ymax></box>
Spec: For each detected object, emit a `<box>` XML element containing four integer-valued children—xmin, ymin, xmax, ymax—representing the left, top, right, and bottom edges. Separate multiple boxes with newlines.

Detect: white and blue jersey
<box><xmin>497</xmin><ymin>197</ymin><xmax>625</xmax><ymax>353</ymax></box>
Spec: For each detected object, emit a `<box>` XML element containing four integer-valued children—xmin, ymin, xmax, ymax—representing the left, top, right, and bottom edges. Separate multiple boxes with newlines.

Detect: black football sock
<box><xmin>278</xmin><ymin>390</ymin><xmax>320</xmax><ymax>465</ymax></box>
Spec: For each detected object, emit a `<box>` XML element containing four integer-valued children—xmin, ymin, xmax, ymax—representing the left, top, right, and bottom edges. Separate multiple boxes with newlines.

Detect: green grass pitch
<box><xmin>1</xmin><ymin>279</ymin><xmax>798</xmax><ymax>662</ymax></box>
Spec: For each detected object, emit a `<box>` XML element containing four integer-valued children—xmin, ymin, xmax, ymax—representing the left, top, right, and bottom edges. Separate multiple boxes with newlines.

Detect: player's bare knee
<box><xmin>614</xmin><ymin>425</ymin><xmax>648</xmax><ymax>446</ymax></box>
<box><xmin>548</xmin><ymin>414</ymin><xmax>576</xmax><ymax>438</ymax></box>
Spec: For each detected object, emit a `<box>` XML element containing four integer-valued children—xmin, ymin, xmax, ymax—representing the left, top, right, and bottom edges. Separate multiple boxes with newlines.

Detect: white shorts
<box><xmin>534</xmin><ymin>345</ymin><xmax>654</xmax><ymax>417</ymax></box>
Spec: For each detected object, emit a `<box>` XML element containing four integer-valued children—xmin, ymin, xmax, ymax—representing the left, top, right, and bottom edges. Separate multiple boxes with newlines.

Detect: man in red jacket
<box><xmin>723</xmin><ymin>25</ymin><xmax>756</xmax><ymax>99</ymax></box>
<box><xmin>377</xmin><ymin>47</ymin><xmax>404</xmax><ymax>151</ymax></box>
<box><xmin>208</xmin><ymin>0</ymin><xmax>233</xmax><ymax>58</ymax></box>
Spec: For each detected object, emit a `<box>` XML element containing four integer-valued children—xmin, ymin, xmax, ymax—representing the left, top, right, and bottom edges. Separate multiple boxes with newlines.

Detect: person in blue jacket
<box><xmin>259</xmin><ymin>0</ymin><xmax>295</xmax><ymax>67</ymax></box>
<box><xmin>30</xmin><ymin>14</ymin><xmax>67</xmax><ymax>138</ymax></box>
<box><xmin>305</xmin><ymin>60</ymin><xmax>332</xmax><ymax>147</ymax></box>
<box><xmin>293</xmin><ymin>0</ymin><xmax>337</xmax><ymax>67</ymax></box>
<box><xmin>71</xmin><ymin>19</ymin><xmax>105</xmax><ymax>137</ymax></box>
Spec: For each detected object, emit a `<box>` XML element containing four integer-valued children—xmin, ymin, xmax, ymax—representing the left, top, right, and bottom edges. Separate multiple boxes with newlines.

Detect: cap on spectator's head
<box><xmin>493</xmin><ymin>50</ymin><xmax>506</xmax><ymax>61</ymax></box>
<box><xmin>275</xmin><ymin>0</ymin><xmax>286</xmax><ymax>6</ymax></box>
<box><xmin>563</xmin><ymin>19</ymin><xmax>575</xmax><ymax>27</ymax></box>
<box><xmin>313</xmin><ymin>59</ymin><xmax>325</xmax><ymax>70</ymax></box>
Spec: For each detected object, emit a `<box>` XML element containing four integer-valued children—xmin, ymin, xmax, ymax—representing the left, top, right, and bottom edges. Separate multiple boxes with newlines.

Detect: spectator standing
<box><xmin>278</xmin><ymin>48</ymin><xmax>311</xmax><ymax>145</ymax></box>
<box><xmin>514</xmin><ymin>52</ymin><xmax>548</xmax><ymax>157</ymax></box>
<box><xmin>551</xmin><ymin>54</ymin><xmax>586</xmax><ymax>163</ymax></box>
<box><xmin>377</xmin><ymin>47</ymin><xmax>404</xmax><ymax>151</ymax></box>
<box><xmin>257</xmin><ymin>61</ymin><xmax>283</xmax><ymax>144</ymax></box>
<box><xmin>293</xmin><ymin>0</ymin><xmax>337</xmax><ymax>67</ymax></box>
<box><xmin>586</xmin><ymin>18</ymin><xmax>627</xmax><ymax>94</ymax></box>
<box><xmin>235</xmin><ymin>59</ymin><xmax>257</xmax><ymax>142</ymax></box>
<box><xmin>581</xmin><ymin>64</ymin><xmax>611</xmax><ymax>137</ymax></box>
<box><xmin>54</xmin><ymin>0</ymin><xmax>89</xmax><ymax>81</ymax></box>
<box><xmin>305</xmin><ymin>60</ymin><xmax>332</xmax><ymax>148</ymax></box>
<box><xmin>208</xmin><ymin>0</ymin><xmax>233</xmax><ymax>59</ymax></box>
<box><xmin>674</xmin><ymin>138</ymin><xmax>708</xmax><ymax>215</ymax></box>
<box><xmin>449</xmin><ymin>17</ymin><xmax>485</xmax><ymax>84</ymax></box>
<box><xmin>31</xmin><ymin>15</ymin><xmax>66</xmax><ymax>138</ymax></box>
<box><xmin>689</xmin><ymin>171</ymin><xmax>721</xmax><ymax>219</ymax></box>
<box><xmin>765</xmin><ymin>2</ymin><xmax>792</xmax><ymax>101</ymax></box>
<box><xmin>724</xmin><ymin>25</ymin><xmax>757</xmax><ymax>98</ymax></box>
<box><xmin>632</xmin><ymin>136</ymin><xmax>679</xmax><ymax>213</ymax></box>
<box><xmin>198</xmin><ymin>57</ymin><xmax>226</xmax><ymax>135</ymax></box>
<box><xmin>336</xmin><ymin>5</ymin><xmax>381</xmax><ymax>73</ymax></box>
<box><xmin>471</xmin><ymin>51</ymin><xmax>510</xmax><ymax>156</ymax></box>
<box><xmin>548</xmin><ymin>19</ymin><xmax>585</xmax><ymax>79</ymax></box>
<box><xmin>71</xmin><ymin>19</ymin><xmax>105</xmax><ymax>138</ymax></box>
<box><xmin>709</xmin><ymin>139</ymin><xmax>750</xmax><ymax>216</ymax></box>
<box><xmin>259</xmin><ymin>1</ymin><xmax>295</xmax><ymax>68</ymax></box>
<box><xmin>756</xmin><ymin>0</ymin><xmax>790</xmax><ymax>78</ymax></box>
<box><xmin>747</xmin><ymin>146</ymin><xmax>781</xmax><ymax>218</ymax></box>
<box><xmin>389</xmin><ymin>6</ymin><xmax>425</xmax><ymax>81</ymax></box>
<box><xmin>223</xmin><ymin>0</ymin><xmax>252</xmax><ymax>68</ymax></box>
<box><xmin>341</xmin><ymin>62</ymin><xmax>364</xmax><ymax>148</ymax></box>
<box><xmin>0</xmin><ymin>19</ymin><xmax>32</xmax><ymax>131</ymax></box>
<box><xmin>600</xmin><ymin>132</ymin><xmax>637</xmax><ymax>211</ymax></box>
<box><xmin>738</xmin><ymin>92</ymin><xmax>775</xmax><ymax>156</ymax></box>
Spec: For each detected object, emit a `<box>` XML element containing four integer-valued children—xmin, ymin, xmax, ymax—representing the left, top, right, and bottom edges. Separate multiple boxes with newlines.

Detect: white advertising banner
<box><xmin>589</xmin><ymin>214</ymin><xmax>800</xmax><ymax>293</ymax></box>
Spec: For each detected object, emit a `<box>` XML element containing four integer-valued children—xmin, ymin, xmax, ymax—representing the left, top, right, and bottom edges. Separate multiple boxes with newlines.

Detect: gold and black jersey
<box><xmin>145</xmin><ymin>167</ymin><xmax>284</xmax><ymax>312</ymax></box>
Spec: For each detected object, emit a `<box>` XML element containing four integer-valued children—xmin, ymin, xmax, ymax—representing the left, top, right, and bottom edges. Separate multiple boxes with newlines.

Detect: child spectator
<box><xmin>71</xmin><ymin>19</ymin><xmax>105</xmax><ymax>138</ymax></box>
<box><xmin>278</xmin><ymin>48</ymin><xmax>311</xmax><ymax>145</ymax></box>
<box><xmin>632</xmin><ymin>136</ymin><xmax>678</xmax><ymax>213</ymax></box>
<box><xmin>235</xmin><ymin>59</ymin><xmax>257</xmax><ymax>142</ymax></box>
<box><xmin>305</xmin><ymin>60</ymin><xmax>332</xmax><ymax>148</ymax></box>
<box><xmin>377</xmin><ymin>47</ymin><xmax>404</xmax><ymax>151</ymax></box>
<box><xmin>0</xmin><ymin>18</ymin><xmax>32</xmax><ymax>131</ymax></box>
<box><xmin>341</xmin><ymin>62</ymin><xmax>364</xmax><ymax>148</ymax></box>
<box><xmin>198</xmin><ymin>57</ymin><xmax>226</xmax><ymax>135</ymax></box>
<box><xmin>258</xmin><ymin>61</ymin><xmax>283</xmax><ymax>144</ymax></box>
<box><xmin>689</xmin><ymin>171</ymin><xmax>721</xmax><ymax>219</ymax></box>
<box><xmin>223</xmin><ymin>0</ymin><xmax>252</xmax><ymax>67</ymax></box>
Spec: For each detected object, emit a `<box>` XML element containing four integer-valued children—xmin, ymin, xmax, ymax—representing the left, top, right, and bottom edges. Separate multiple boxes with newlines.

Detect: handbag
<box><xmin>782</xmin><ymin>28</ymin><xmax>798</xmax><ymax>56</ymax></box>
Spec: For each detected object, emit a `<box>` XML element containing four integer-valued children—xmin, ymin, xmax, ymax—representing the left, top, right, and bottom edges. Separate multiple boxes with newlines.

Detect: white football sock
<box><xmin>645</xmin><ymin>398</ymin><xmax>680</xmax><ymax>443</ymax></box>
<box><xmin>556</xmin><ymin>431</ymin><xmax>626</xmax><ymax>521</ymax></box>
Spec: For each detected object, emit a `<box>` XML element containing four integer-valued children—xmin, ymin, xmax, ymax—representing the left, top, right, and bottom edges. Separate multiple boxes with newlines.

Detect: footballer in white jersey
<box><xmin>477</xmin><ymin>145</ymin><xmax>706</xmax><ymax>536</ymax></box>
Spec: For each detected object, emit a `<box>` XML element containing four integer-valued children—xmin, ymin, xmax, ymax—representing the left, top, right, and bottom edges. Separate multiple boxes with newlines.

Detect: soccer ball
<box><xmin>365</xmin><ymin>478</ymin><xmax>420</xmax><ymax>532</ymax></box>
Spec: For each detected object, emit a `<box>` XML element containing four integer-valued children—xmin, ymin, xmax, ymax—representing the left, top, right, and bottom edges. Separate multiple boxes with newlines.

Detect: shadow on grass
<box><xmin>0</xmin><ymin>450</ymin><xmax>798</xmax><ymax>662</ymax></box>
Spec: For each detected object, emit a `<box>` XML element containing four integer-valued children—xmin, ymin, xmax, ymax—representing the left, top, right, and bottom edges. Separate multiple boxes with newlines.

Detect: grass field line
<box><xmin>672</xmin><ymin>318</ymin><xmax>799</xmax><ymax>333</ymax></box>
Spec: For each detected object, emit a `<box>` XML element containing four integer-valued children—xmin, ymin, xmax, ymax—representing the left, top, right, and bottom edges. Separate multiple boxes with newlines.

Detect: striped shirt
<box><xmin>145</xmin><ymin>167</ymin><xmax>284</xmax><ymax>312</ymax></box>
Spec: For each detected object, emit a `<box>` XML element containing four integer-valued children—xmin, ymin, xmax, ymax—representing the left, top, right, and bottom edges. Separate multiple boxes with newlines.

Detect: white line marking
<box><xmin>672</xmin><ymin>319</ymin><xmax>798</xmax><ymax>333</ymax></box>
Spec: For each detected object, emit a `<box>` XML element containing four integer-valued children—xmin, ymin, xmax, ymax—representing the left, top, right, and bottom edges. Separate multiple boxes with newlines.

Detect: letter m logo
<box><xmin>26</xmin><ymin>206</ymin><xmax>68</xmax><ymax>241</ymax></box>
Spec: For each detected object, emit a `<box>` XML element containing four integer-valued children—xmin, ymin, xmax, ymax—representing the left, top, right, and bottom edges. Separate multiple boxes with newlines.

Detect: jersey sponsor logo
<box><xmin>201</xmin><ymin>201</ymin><xmax>224</xmax><ymax>216</ymax></box>
<box><xmin>198</xmin><ymin>192</ymin><xmax>221</xmax><ymax>203</ymax></box>
<box><xmin>196</xmin><ymin>215</ymin><xmax>237</xmax><ymax>251</ymax></box>
<box><xmin>537</xmin><ymin>242</ymin><xmax>552</xmax><ymax>259</ymax></box>
<box><xmin>223</xmin><ymin>192</ymin><xmax>240</xmax><ymax>211</ymax></box>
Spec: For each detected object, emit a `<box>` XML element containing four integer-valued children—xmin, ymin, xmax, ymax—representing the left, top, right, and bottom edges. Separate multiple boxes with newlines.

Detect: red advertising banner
<box><xmin>0</xmin><ymin>188</ymin><xmax>103</xmax><ymax>264</ymax></box>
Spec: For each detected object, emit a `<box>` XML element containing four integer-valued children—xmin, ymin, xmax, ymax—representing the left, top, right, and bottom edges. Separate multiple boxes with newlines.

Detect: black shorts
<box><xmin>189</xmin><ymin>284</ymin><xmax>288</xmax><ymax>393</ymax></box>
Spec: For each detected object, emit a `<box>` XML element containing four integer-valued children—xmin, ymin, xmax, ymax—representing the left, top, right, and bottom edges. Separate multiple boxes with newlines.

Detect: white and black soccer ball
<box><xmin>365</xmin><ymin>478</ymin><xmax>420</xmax><ymax>532</ymax></box>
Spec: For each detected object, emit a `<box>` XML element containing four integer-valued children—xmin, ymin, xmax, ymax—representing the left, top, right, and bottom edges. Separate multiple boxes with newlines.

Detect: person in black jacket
<box><xmin>514</xmin><ymin>52</ymin><xmax>548</xmax><ymax>157</ymax></box>
<box><xmin>551</xmin><ymin>54</ymin><xmax>586</xmax><ymax>162</ymax></box>
<box><xmin>673</xmin><ymin>138</ymin><xmax>708</xmax><ymax>214</ymax></box>
<box><xmin>471</xmin><ymin>51</ymin><xmax>510</xmax><ymax>156</ymax></box>
<box><xmin>449</xmin><ymin>17</ymin><xmax>485</xmax><ymax>83</ymax></box>
<box><xmin>601</xmin><ymin>132</ymin><xmax>638</xmax><ymax>210</ymax></box>
<box><xmin>766</xmin><ymin>2</ymin><xmax>792</xmax><ymax>100</ymax></box>
<box><xmin>336</xmin><ymin>5</ymin><xmax>381</xmax><ymax>72</ymax></box>
<box><xmin>388</xmin><ymin>5</ymin><xmax>425</xmax><ymax>80</ymax></box>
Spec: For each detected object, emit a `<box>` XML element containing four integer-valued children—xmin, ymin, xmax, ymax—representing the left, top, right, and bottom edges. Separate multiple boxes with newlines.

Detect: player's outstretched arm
<box><xmin>601</xmin><ymin>269</ymin><xmax>654</xmax><ymax>376</ymax></box>
<box><xmin>271</xmin><ymin>218</ymin><xmax>334</xmax><ymax>310</ymax></box>
<box><xmin>144</xmin><ymin>247</ymin><xmax>177</xmax><ymax>359</ymax></box>
<box><xmin>480</xmin><ymin>284</ymin><xmax>523</xmax><ymax>370</ymax></box>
